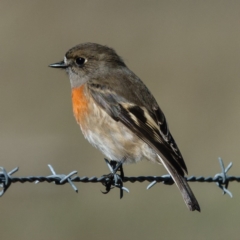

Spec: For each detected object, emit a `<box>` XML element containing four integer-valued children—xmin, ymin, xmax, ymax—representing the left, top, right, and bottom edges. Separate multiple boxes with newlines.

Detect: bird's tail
<box><xmin>157</xmin><ymin>155</ymin><xmax>200</xmax><ymax>212</ymax></box>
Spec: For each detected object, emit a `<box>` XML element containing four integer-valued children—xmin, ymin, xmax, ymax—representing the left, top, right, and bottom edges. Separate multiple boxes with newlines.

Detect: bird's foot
<box><xmin>102</xmin><ymin>158</ymin><xmax>129</xmax><ymax>198</ymax></box>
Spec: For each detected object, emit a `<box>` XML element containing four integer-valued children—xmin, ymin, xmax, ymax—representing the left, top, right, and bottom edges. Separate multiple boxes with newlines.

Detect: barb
<box><xmin>0</xmin><ymin>167</ymin><xmax>18</xmax><ymax>196</ymax></box>
<box><xmin>0</xmin><ymin>158</ymin><xmax>239</xmax><ymax>198</ymax></box>
<box><xmin>214</xmin><ymin>158</ymin><xmax>233</xmax><ymax>197</ymax></box>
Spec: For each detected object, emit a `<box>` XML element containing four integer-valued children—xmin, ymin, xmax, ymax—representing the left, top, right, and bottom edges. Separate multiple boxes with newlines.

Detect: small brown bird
<box><xmin>49</xmin><ymin>43</ymin><xmax>200</xmax><ymax>211</ymax></box>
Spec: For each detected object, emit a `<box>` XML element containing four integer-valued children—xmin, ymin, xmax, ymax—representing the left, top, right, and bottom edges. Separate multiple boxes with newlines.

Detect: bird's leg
<box><xmin>101</xmin><ymin>157</ymin><xmax>128</xmax><ymax>198</ymax></box>
<box><xmin>110</xmin><ymin>158</ymin><xmax>125</xmax><ymax>179</ymax></box>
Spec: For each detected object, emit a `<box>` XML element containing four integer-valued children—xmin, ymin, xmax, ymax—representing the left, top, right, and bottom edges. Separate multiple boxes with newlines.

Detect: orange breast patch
<box><xmin>71</xmin><ymin>85</ymin><xmax>89</xmax><ymax>124</ymax></box>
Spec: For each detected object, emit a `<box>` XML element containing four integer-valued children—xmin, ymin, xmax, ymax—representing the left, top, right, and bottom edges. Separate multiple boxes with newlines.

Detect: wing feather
<box><xmin>88</xmin><ymin>82</ymin><xmax>200</xmax><ymax>211</ymax></box>
<box><xmin>88</xmin><ymin>83</ymin><xmax>186</xmax><ymax>176</ymax></box>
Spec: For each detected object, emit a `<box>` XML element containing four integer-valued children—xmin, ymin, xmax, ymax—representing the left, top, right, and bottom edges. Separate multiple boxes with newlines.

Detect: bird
<box><xmin>49</xmin><ymin>43</ymin><xmax>200</xmax><ymax>211</ymax></box>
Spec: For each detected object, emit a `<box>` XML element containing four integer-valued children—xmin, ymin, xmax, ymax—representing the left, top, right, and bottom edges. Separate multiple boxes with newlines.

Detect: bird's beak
<box><xmin>49</xmin><ymin>61</ymin><xmax>68</xmax><ymax>69</ymax></box>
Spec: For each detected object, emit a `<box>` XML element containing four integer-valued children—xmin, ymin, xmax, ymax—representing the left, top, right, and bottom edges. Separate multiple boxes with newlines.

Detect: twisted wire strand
<box><xmin>0</xmin><ymin>158</ymin><xmax>238</xmax><ymax>198</ymax></box>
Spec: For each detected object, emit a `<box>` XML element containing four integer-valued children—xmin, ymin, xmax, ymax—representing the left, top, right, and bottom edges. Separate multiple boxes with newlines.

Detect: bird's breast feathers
<box><xmin>71</xmin><ymin>85</ymin><xmax>157</xmax><ymax>163</ymax></box>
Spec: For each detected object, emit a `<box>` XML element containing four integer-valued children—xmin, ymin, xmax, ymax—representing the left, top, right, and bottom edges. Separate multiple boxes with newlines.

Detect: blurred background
<box><xmin>0</xmin><ymin>1</ymin><xmax>240</xmax><ymax>239</ymax></box>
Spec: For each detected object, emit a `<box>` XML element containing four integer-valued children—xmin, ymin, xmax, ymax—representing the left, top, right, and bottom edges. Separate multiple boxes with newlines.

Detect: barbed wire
<box><xmin>0</xmin><ymin>157</ymin><xmax>239</xmax><ymax>199</ymax></box>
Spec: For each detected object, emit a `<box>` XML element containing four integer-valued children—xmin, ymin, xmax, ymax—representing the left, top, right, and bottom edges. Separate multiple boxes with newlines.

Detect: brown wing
<box><xmin>88</xmin><ymin>81</ymin><xmax>187</xmax><ymax>177</ymax></box>
<box><xmin>88</xmin><ymin>79</ymin><xmax>200</xmax><ymax>211</ymax></box>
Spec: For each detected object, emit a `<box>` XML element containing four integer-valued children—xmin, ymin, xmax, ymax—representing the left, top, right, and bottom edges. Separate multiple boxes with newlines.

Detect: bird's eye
<box><xmin>75</xmin><ymin>57</ymin><xmax>86</xmax><ymax>66</ymax></box>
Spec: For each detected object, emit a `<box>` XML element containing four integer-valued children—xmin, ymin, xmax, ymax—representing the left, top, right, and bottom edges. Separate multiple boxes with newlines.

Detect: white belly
<box><xmin>80</xmin><ymin>101</ymin><xmax>157</xmax><ymax>164</ymax></box>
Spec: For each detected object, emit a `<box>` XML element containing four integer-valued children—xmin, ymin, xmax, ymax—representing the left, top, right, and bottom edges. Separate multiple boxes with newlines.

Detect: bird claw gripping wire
<box><xmin>102</xmin><ymin>159</ymin><xmax>129</xmax><ymax>199</ymax></box>
<box><xmin>44</xmin><ymin>165</ymin><xmax>79</xmax><ymax>193</ymax></box>
<box><xmin>0</xmin><ymin>167</ymin><xmax>19</xmax><ymax>196</ymax></box>
<box><xmin>214</xmin><ymin>157</ymin><xmax>233</xmax><ymax>197</ymax></box>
